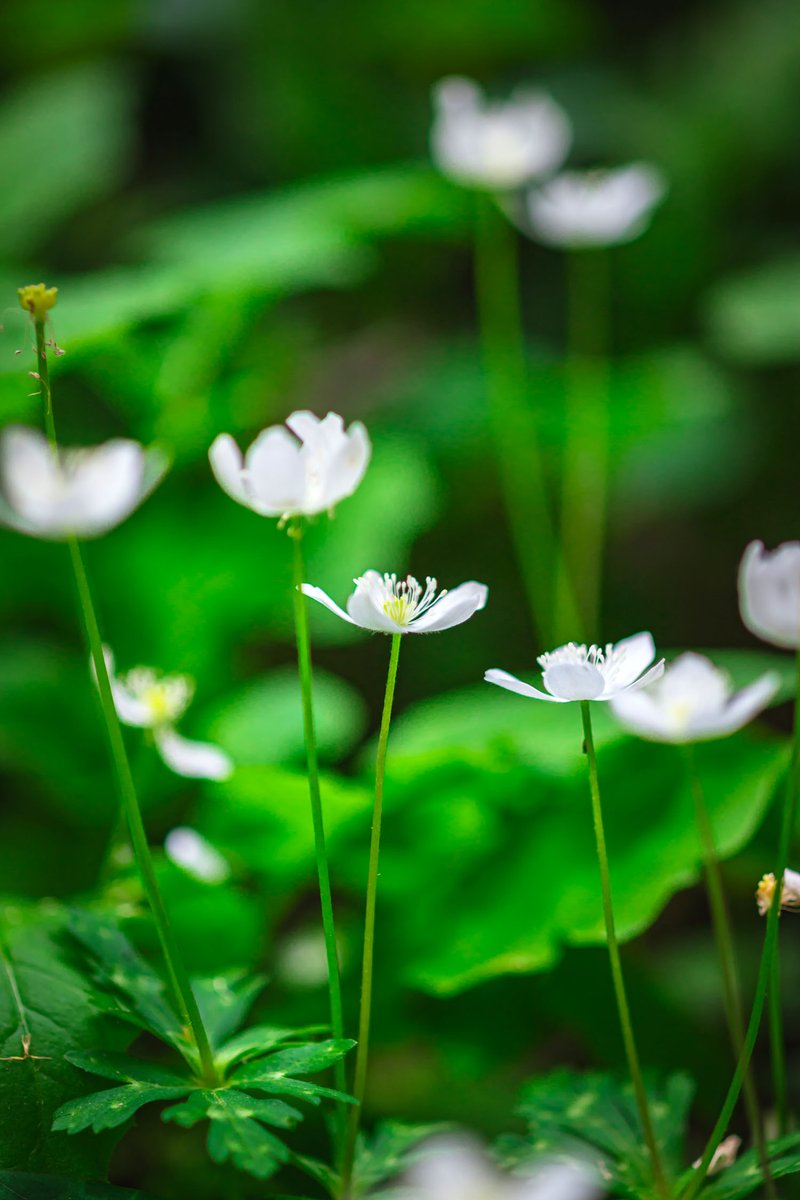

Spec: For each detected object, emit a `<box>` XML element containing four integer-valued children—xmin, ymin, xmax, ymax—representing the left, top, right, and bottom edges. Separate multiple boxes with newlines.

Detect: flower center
<box><xmin>537</xmin><ymin>642</ymin><xmax>613</xmax><ymax>673</ymax></box>
<box><xmin>357</xmin><ymin>573</ymin><xmax>445</xmax><ymax>627</ymax></box>
<box><xmin>123</xmin><ymin>668</ymin><xmax>194</xmax><ymax>725</ymax></box>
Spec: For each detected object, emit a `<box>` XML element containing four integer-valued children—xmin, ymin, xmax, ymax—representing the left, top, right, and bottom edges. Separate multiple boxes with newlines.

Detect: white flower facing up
<box><xmin>610</xmin><ymin>653</ymin><xmax>779</xmax><ymax>744</ymax></box>
<box><xmin>102</xmin><ymin>648</ymin><xmax>233</xmax><ymax>781</ymax></box>
<box><xmin>431</xmin><ymin>76</ymin><xmax>571</xmax><ymax>191</ymax></box>
<box><xmin>756</xmin><ymin>869</ymin><xmax>800</xmax><ymax>916</ymax></box>
<box><xmin>739</xmin><ymin>540</ymin><xmax>800</xmax><ymax>650</ymax></box>
<box><xmin>209</xmin><ymin>410</ymin><xmax>370</xmax><ymax>520</ymax></box>
<box><xmin>301</xmin><ymin>571</ymin><xmax>488</xmax><ymax>635</ymax></box>
<box><xmin>486</xmin><ymin>633</ymin><xmax>664</xmax><ymax>704</ymax></box>
<box><xmin>397</xmin><ymin>1136</ymin><xmax>598</xmax><ymax>1200</ymax></box>
<box><xmin>0</xmin><ymin>425</ymin><xmax>167</xmax><ymax>540</ymax></box>
<box><xmin>164</xmin><ymin>827</ymin><xmax>230</xmax><ymax>884</ymax></box>
<box><xmin>526</xmin><ymin>163</ymin><xmax>666</xmax><ymax>248</ymax></box>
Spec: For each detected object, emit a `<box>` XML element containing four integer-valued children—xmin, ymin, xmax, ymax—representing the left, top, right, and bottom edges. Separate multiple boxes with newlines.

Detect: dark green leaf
<box><xmin>215</xmin><ymin>1024</ymin><xmax>327</xmax><ymax>1071</ymax></box>
<box><xmin>0</xmin><ymin>1174</ymin><xmax>159</xmax><ymax>1199</ymax></box>
<box><xmin>163</xmin><ymin>1089</ymin><xmax>292</xmax><ymax>1180</ymax></box>
<box><xmin>697</xmin><ymin>1135</ymin><xmax>800</xmax><ymax>1200</ymax></box>
<box><xmin>52</xmin><ymin>1084</ymin><xmax>190</xmax><ymax>1135</ymax></box>
<box><xmin>63</xmin><ymin>1051</ymin><xmax>190</xmax><ymax>1088</ymax></box>
<box><xmin>191</xmin><ymin>973</ymin><xmax>267</xmax><ymax>1049</ymax></box>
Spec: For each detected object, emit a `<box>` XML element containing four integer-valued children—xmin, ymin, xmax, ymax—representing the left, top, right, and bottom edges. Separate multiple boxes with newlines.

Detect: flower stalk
<box><xmin>28</xmin><ymin>303</ymin><xmax>217</xmax><ymax>1086</ymax></box>
<box><xmin>341</xmin><ymin>632</ymin><xmax>402</xmax><ymax>1198</ymax></box>
<box><xmin>290</xmin><ymin>521</ymin><xmax>347</xmax><ymax>1110</ymax></box>
<box><xmin>580</xmin><ymin>701</ymin><xmax>669</xmax><ymax>1198</ymax></box>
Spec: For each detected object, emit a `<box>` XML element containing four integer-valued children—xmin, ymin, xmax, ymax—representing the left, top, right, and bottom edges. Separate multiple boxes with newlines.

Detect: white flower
<box><xmin>164</xmin><ymin>827</ymin><xmax>230</xmax><ymax>883</ymax></box>
<box><xmin>209</xmin><ymin>410</ymin><xmax>370</xmax><ymax>520</ymax></box>
<box><xmin>301</xmin><ymin>571</ymin><xmax>488</xmax><ymax>635</ymax></box>
<box><xmin>0</xmin><ymin>425</ymin><xmax>167</xmax><ymax>540</ymax></box>
<box><xmin>739</xmin><ymin>540</ymin><xmax>800</xmax><ymax>650</ymax></box>
<box><xmin>102</xmin><ymin>648</ymin><xmax>233</xmax><ymax>781</ymax></box>
<box><xmin>693</xmin><ymin>1134</ymin><xmax>741</xmax><ymax>1176</ymax></box>
<box><xmin>756</xmin><ymin>869</ymin><xmax>800</xmax><ymax>916</ymax></box>
<box><xmin>430</xmin><ymin>76</ymin><xmax>571</xmax><ymax>190</ymax></box>
<box><xmin>526</xmin><ymin>164</ymin><xmax>666</xmax><ymax>248</ymax></box>
<box><xmin>610</xmin><ymin>653</ymin><xmax>779</xmax><ymax>744</ymax></box>
<box><xmin>485</xmin><ymin>633</ymin><xmax>664</xmax><ymax>703</ymax></box>
<box><xmin>275</xmin><ymin>928</ymin><xmax>333</xmax><ymax>989</ymax></box>
<box><xmin>398</xmin><ymin>1136</ymin><xmax>598</xmax><ymax>1200</ymax></box>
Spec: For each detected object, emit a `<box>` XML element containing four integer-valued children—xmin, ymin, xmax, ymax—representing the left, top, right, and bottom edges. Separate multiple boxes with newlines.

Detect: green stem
<box><xmin>68</xmin><ymin>537</ymin><xmax>217</xmax><ymax>1083</ymax></box>
<box><xmin>474</xmin><ymin>194</ymin><xmax>580</xmax><ymax>647</ymax></box>
<box><xmin>341</xmin><ymin>632</ymin><xmax>402</xmax><ymax>1198</ymax></box>
<box><xmin>580</xmin><ymin>702</ymin><xmax>669</xmax><ymax>1198</ymax></box>
<box><xmin>683</xmin><ymin>649</ymin><xmax>800</xmax><ymax>1199</ymax></box>
<box><xmin>553</xmin><ymin>250</ymin><xmax>609</xmax><ymax>644</ymax></box>
<box><xmin>290</xmin><ymin>523</ymin><xmax>347</xmax><ymax>1116</ymax></box>
<box><xmin>30</xmin><ymin>314</ymin><xmax>217</xmax><ymax>1086</ymax></box>
<box><xmin>685</xmin><ymin>747</ymin><xmax>773</xmax><ymax>1191</ymax></box>
<box><xmin>769</xmin><ymin>946</ymin><xmax>787</xmax><ymax>1137</ymax></box>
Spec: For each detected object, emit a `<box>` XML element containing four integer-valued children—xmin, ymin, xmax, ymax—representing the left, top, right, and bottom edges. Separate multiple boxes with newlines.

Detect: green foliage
<box><xmin>0</xmin><ymin>1175</ymin><xmax>158</xmax><ymax>1199</ymax></box>
<box><xmin>705</xmin><ymin>259</ymin><xmax>800</xmax><ymax>365</ymax></box>
<box><xmin>698</xmin><ymin>1135</ymin><xmax>800</xmax><ymax>1200</ymax></box>
<box><xmin>296</xmin><ymin>1121</ymin><xmax>447</xmax><ymax>1198</ymax></box>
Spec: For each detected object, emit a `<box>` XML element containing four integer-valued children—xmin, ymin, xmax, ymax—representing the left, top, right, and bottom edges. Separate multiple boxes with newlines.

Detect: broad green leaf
<box><xmin>231</xmin><ymin>1038</ymin><xmax>356</xmax><ymax>1105</ymax></box>
<box><xmin>205</xmin><ymin>667</ymin><xmax>368</xmax><ymax>766</ymax></box>
<box><xmin>215</xmin><ymin>1024</ymin><xmax>327</xmax><ymax>1071</ymax></box>
<box><xmin>0</xmin><ymin>907</ymin><xmax>131</xmax><ymax>1177</ymax></box>
<box><xmin>191</xmin><ymin>973</ymin><xmax>267</xmax><ymax>1049</ymax></box>
<box><xmin>52</xmin><ymin>1083</ymin><xmax>190</xmax><ymax>1135</ymax></box>
<box><xmin>63</xmin><ymin>1051</ymin><xmax>190</xmax><ymax>1089</ymax></box>
<box><xmin>163</xmin><ymin>1089</ymin><xmax>292</xmax><ymax>1180</ymax></box>
<box><xmin>0</xmin><ymin>1174</ymin><xmax>158</xmax><ymax>1199</ymax></box>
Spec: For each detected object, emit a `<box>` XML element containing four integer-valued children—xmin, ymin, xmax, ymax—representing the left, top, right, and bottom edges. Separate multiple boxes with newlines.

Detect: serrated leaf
<box><xmin>192</xmin><ymin>973</ymin><xmax>267</xmax><ymax>1049</ymax></box>
<box><xmin>52</xmin><ymin>1083</ymin><xmax>190</xmax><ymax>1135</ymax></box>
<box><xmin>0</xmin><ymin>1173</ymin><xmax>159</xmax><ymax>1199</ymax></box>
<box><xmin>215</xmin><ymin>1024</ymin><xmax>327</xmax><ymax>1071</ymax></box>
<box><xmin>162</xmin><ymin>1088</ymin><xmax>301</xmax><ymax>1132</ymax></box>
<box><xmin>230</xmin><ymin>1038</ymin><xmax>356</xmax><ymax>1107</ymax></box>
<box><xmin>166</xmin><ymin>1089</ymin><xmax>293</xmax><ymax>1180</ymax></box>
<box><xmin>64</xmin><ymin>1051</ymin><xmax>190</xmax><ymax>1089</ymax></box>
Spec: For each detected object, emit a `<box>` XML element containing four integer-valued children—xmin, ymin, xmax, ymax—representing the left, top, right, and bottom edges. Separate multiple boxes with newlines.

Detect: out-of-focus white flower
<box><xmin>164</xmin><ymin>827</ymin><xmax>230</xmax><ymax>884</ymax></box>
<box><xmin>610</xmin><ymin>653</ymin><xmax>779</xmax><ymax>744</ymax></box>
<box><xmin>102</xmin><ymin>647</ymin><xmax>233</xmax><ymax>781</ymax></box>
<box><xmin>526</xmin><ymin>164</ymin><xmax>666</xmax><ymax>248</ymax></box>
<box><xmin>398</xmin><ymin>1135</ymin><xmax>598</xmax><ymax>1200</ymax></box>
<box><xmin>302</xmin><ymin>571</ymin><xmax>488</xmax><ymax>635</ymax></box>
<box><xmin>486</xmin><ymin>634</ymin><xmax>663</xmax><ymax>704</ymax></box>
<box><xmin>0</xmin><ymin>426</ymin><xmax>167</xmax><ymax>540</ymax></box>
<box><xmin>739</xmin><ymin>540</ymin><xmax>800</xmax><ymax>650</ymax></box>
<box><xmin>430</xmin><ymin>76</ymin><xmax>571</xmax><ymax>191</ymax></box>
<box><xmin>275</xmin><ymin>927</ymin><xmax>334</xmax><ymax>989</ymax></box>
<box><xmin>209</xmin><ymin>410</ymin><xmax>370</xmax><ymax>520</ymax></box>
<box><xmin>756</xmin><ymin>869</ymin><xmax>800</xmax><ymax>916</ymax></box>
<box><xmin>693</xmin><ymin>1134</ymin><xmax>741</xmax><ymax>1176</ymax></box>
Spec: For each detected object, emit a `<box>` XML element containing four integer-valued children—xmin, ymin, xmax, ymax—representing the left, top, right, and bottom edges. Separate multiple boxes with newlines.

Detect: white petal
<box><xmin>739</xmin><ymin>540</ymin><xmax>800</xmax><ymax>650</ymax></box>
<box><xmin>347</xmin><ymin>587</ymin><xmax>407</xmax><ymax>633</ymax></box>
<box><xmin>209</xmin><ymin>434</ymin><xmax>250</xmax><ymax>507</ymax></box>
<box><xmin>285</xmin><ymin>410</ymin><xmax>328</xmax><ymax>445</ymax></box>
<box><xmin>606</xmin><ymin>658</ymin><xmax>665</xmax><ymax>700</ymax></box>
<box><xmin>691</xmin><ymin>672</ymin><xmax>781</xmax><ymax>740</ymax></box>
<box><xmin>94</xmin><ymin>644</ymin><xmax>152</xmax><ymax>727</ymax></box>
<box><xmin>610</xmin><ymin>689</ymin><xmax>674</xmax><ymax>741</ymax></box>
<box><xmin>323</xmin><ymin>422</ymin><xmax>371</xmax><ymax>509</ymax></box>
<box><xmin>154</xmin><ymin>727</ymin><xmax>234</xmax><ymax>780</ymax></box>
<box><xmin>543</xmin><ymin>662</ymin><xmax>606</xmax><ymax>700</ymax></box>
<box><xmin>67</xmin><ymin>440</ymin><xmax>147</xmax><ymax>536</ymax></box>
<box><xmin>245</xmin><ymin>426</ymin><xmax>306</xmax><ymax>515</ymax></box>
<box><xmin>301</xmin><ymin>584</ymin><xmax>359</xmax><ymax>626</ymax></box>
<box><xmin>0</xmin><ymin>426</ymin><xmax>61</xmax><ymax>528</ymax></box>
<box><xmin>602</xmin><ymin>631</ymin><xmax>656</xmax><ymax>692</ymax></box>
<box><xmin>410</xmin><ymin>581</ymin><xmax>489</xmax><ymax>633</ymax></box>
<box><xmin>164</xmin><ymin>826</ymin><xmax>230</xmax><ymax>883</ymax></box>
<box><xmin>484</xmin><ymin>668</ymin><xmax>565</xmax><ymax>702</ymax></box>
<box><xmin>405</xmin><ymin>1136</ymin><xmax>500</xmax><ymax>1199</ymax></box>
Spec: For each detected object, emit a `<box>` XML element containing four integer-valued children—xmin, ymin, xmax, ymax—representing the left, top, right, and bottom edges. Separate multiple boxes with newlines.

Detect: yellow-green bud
<box><xmin>18</xmin><ymin>283</ymin><xmax>58</xmax><ymax>321</ymax></box>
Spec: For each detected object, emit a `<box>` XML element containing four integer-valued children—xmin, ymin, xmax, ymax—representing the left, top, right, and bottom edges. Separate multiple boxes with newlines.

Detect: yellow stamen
<box><xmin>18</xmin><ymin>282</ymin><xmax>58</xmax><ymax>321</ymax></box>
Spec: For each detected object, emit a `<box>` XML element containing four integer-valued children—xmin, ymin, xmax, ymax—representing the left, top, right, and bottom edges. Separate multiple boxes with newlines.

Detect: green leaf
<box><xmin>52</xmin><ymin>1083</ymin><xmax>190</xmax><ymax>1135</ymax></box>
<box><xmin>215</xmin><ymin>1024</ymin><xmax>328</xmax><ymax>1072</ymax></box>
<box><xmin>162</xmin><ymin>1088</ymin><xmax>301</xmax><ymax>1132</ymax></box>
<box><xmin>191</xmin><ymin>973</ymin><xmax>267</xmax><ymax>1049</ymax></box>
<box><xmin>698</xmin><ymin>1135</ymin><xmax>800</xmax><ymax>1200</ymax></box>
<box><xmin>0</xmin><ymin>1174</ymin><xmax>159</xmax><ymax>1199</ymax></box>
<box><xmin>0</xmin><ymin>906</ymin><xmax>131</xmax><ymax>1177</ymax></box>
<box><xmin>63</xmin><ymin>1051</ymin><xmax>190</xmax><ymax>1088</ymax></box>
<box><xmin>162</xmin><ymin>1089</ymin><xmax>293</xmax><ymax>1180</ymax></box>
<box><xmin>351</xmin><ymin>1121</ymin><xmax>452</xmax><ymax>1197</ymax></box>
<box><xmin>705</xmin><ymin>258</ymin><xmax>800</xmax><ymax>365</ymax></box>
<box><xmin>231</xmin><ymin>1038</ymin><xmax>356</xmax><ymax>1105</ymax></box>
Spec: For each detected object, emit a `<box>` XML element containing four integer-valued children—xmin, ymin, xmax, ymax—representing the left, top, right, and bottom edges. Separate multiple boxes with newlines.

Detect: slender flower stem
<box><xmin>553</xmin><ymin>250</ymin><xmax>609</xmax><ymax>644</ymax></box>
<box><xmin>769</xmin><ymin>948</ymin><xmax>787</xmax><ymax>1137</ymax></box>
<box><xmin>580</xmin><ymin>702</ymin><xmax>669</xmax><ymax>1198</ymax></box>
<box><xmin>474</xmin><ymin>194</ymin><xmax>580</xmax><ymax>647</ymax></box>
<box><xmin>341</xmin><ymin>633</ymin><xmax>402</xmax><ymax>1198</ymax></box>
<box><xmin>29</xmin><ymin>312</ymin><xmax>217</xmax><ymax>1085</ymax></box>
<box><xmin>290</xmin><ymin>522</ymin><xmax>347</xmax><ymax>1115</ymax></box>
<box><xmin>684</xmin><ymin>649</ymin><xmax>800</xmax><ymax>1200</ymax></box>
<box><xmin>684</xmin><ymin>747</ymin><xmax>773</xmax><ymax>1192</ymax></box>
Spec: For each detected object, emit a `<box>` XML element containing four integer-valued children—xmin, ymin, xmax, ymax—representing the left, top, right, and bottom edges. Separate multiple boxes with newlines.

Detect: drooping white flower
<box><xmin>301</xmin><ymin>571</ymin><xmax>488</xmax><ymax>635</ymax></box>
<box><xmin>164</xmin><ymin>827</ymin><xmax>230</xmax><ymax>883</ymax></box>
<box><xmin>209</xmin><ymin>410</ymin><xmax>370</xmax><ymax>520</ymax></box>
<box><xmin>431</xmin><ymin>76</ymin><xmax>571</xmax><ymax>191</ymax></box>
<box><xmin>526</xmin><ymin>164</ymin><xmax>666</xmax><ymax>248</ymax></box>
<box><xmin>399</xmin><ymin>1135</ymin><xmax>598</xmax><ymax>1200</ymax></box>
<box><xmin>485</xmin><ymin>633</ymin><xmax>663</xmax><ymax>703</ymax></box>
<box><xmin>102</xmin><ymin>648</ymin><xmax>233</xmax><ymax>781</ymax></box>
<box><xmin>0</xmin><ymin>425</ymin><xmax>167</xmax><ymax>540</ymax></box>
<box><xmin>739</xmin><ymin>540</ymin><xmax>800</xmax><ymax>650</ymax></box>
<box><xmin>610</xmin><ymin>653</ymin><xmax>779</xmax><ymax>744</ymax></box>
<box><xmin>756</xmin><ymin>869</ymin><xmax>800</xmax><ymax>916</ymax></box>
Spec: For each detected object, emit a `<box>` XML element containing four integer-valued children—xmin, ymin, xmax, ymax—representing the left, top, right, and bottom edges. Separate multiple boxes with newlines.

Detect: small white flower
<box><xmin>526</xmin><ymin>163</ymin><xmax>666</xmax><ymax>248</ymax></box>
<box><xmin>102</xmin><ymin>647</ymin><xmax>233</xmax><ymax>781</ymax></box>
<box><xmin>0</xmin><ymin>425</ymin><xmax>167</xmax><ymax>540</ymax></box>
<box><xmin>610</xmin><ymin>653</ymin><xmax>779</xmax><ymax>744</ymax></box>
<box><xmin>430</xmin><ymin>76</ymin><xmax>571</xmax><ymax>191</ymax></box>
<box><xmin>485</xmin><ymin>633</ymin><xmax>664</xmax><ymax>703</ymax></box>
<box><xmin>209</xmin><ymin>410</ymin><xmax>370</xmax><ymax>520</ymax></box>
<box><xmin>693</xmin><ymin>1134</ymin><xmax>741</xmax><ymax>1176</ymax></box>
<box><xmin>739</xmin><ymin>540</ymin><xmax>800</xmax><ymax>650</ymax></box>
<box><xmin>756</xmin><ymin>869</ymin><xmax>800</xmax><ymax>916</ymax></box>
<box><xmin>399</xmin><ymin>1136</ymin><xmax>598</xmax><ymax>1200</ymax></box>
<box><xmin>164</xmin><ymin>827</ymin><xmax>230</xmax><ymax>883</ymax></box>
<box><xmin>275</xmin><ymin>928</ymin><xmax>333</xmax><ymax>989</ymax></box>
<box><xmin>301</xmin><ymin>571</ymin><xmax>488</xmax><ymax>635</ymax></box>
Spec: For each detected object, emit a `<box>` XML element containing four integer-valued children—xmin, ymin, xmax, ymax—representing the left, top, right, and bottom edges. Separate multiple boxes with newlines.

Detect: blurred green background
<box><xmin>1</xmin><ymin>0</ymin><xmax>800</xmax><ymax>1196</ymax></box>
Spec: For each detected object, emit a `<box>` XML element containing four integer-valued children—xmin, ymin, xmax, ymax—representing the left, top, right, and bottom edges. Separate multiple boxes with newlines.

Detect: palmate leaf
<box><xmin>498</xmin><ymin>1070</ymin><xmax>694</xmax><ymax>1200</ymax></box>
<box><xmin>230</xmin><ymin>1039</ymin><xmax>356</xmax><ymax>1105</ymax></box>
<box><xmin>52</xmin><ymin>1084</ymin><xmax>190</xmax><ymax>1136</ymax></box>
<box><xmin>162</xmin><ymin>1089</ymin><xmax>301</xmax><ymax>1180</ymax></box>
